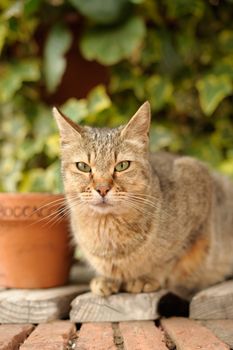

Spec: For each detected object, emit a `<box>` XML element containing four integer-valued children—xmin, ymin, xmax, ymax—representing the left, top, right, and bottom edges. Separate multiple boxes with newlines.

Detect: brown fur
<box><xmin>53</xmin><ymin>102</ymin><xmax>233</xmax><ymax>299</ymax></box>
<box><xmin>173</xmin><ymin>236</ymin><xmax>210</xmax><ymax>280</ymax></box>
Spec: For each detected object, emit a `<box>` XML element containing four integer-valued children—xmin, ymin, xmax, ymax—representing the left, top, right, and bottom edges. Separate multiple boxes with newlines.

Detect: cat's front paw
<box><xmin>90</xmin><ymin>276</ymin><xmax>121</xmax><ymax>296</ymax></box>
<box><xmin>123</xmin><ymin>279</ymin><xmax>160</xmax><ymax>293</ymax></box>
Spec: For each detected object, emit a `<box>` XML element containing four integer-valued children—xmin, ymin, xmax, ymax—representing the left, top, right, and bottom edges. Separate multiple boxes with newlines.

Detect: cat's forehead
<box><xmin>81</xmin><ymin>126</ymin><xmax>120</xmax><ymax>148</ymax></box>
<box><xmin>84</xmin><ymin>126</ymin><xmax>121</xmax><ymax>143</ymax></box>
<box><xmin>79</xmin><ymin>126</ymin><xmax>123</xmax><ymax>162</ymax></box>
<box><xmin>62</xmin><ymin>124</ymin><xmax>139</xmax><ymax>164</ymax></box>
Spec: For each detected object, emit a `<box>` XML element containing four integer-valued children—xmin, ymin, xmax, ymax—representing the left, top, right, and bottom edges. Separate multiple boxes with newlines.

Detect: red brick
<box><xmin>161</xmin><ymin>317</ymin><xmax>229</xmax><ymax>350</ymax></box>
<box><xmin>76</xmin><ymin>323</ymin><xmax>117</xmax><ymax>350</ymax></box>
<box><xmin>199</xmin><ymin>320</ymin><xmax>233</xmax><ymax>348</ymax></box>
<box><xmin>20</xmin><ymin>321</ymin><xmax>76</xmax><ymax>350</ymax></box>
<box><xmin>0</xmin><ymin>324</ymin><xmax>34</xmax><ymax>350</ymax></box>
<box><xmin>120</xmin><ymin>321</ymin><xmax>168</xmax><ymax>350</ymax></box>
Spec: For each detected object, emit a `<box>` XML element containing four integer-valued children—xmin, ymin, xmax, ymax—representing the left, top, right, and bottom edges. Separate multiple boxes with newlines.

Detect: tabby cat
<box><xmin>53</xmin><ymin>102</ymin><xmax>233</xmax><ymax>299</ymax></box>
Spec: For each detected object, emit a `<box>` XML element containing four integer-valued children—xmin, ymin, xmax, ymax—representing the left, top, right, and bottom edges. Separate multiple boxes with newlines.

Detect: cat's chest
<box><xmin>72</xmin><ymin>213</ymin><xmax>147</xmax><ymax>258</ymax></box>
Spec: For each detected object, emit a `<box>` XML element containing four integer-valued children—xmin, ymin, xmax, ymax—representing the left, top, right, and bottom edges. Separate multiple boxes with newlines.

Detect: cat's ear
<box><xmin>121</xmin><ymin>101</ymin><xmax>151</xmax><ymax>145</ymax></box>
<box><xmin>53</xmin><ymin>107</ymin><xmax>83</xmax><ymax>143</ymax></box>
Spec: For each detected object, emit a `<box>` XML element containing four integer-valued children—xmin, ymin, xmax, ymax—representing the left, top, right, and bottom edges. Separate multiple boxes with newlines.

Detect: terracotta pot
<box><xmin>0</xmin><ymin>193</ymin><xmax>72</xmax><ymax>289</ymax></box>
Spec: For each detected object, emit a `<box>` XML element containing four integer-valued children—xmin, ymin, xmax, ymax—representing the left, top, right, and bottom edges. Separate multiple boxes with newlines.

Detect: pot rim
<box><xmin>0</xmin><ymin>193</ymin><xmax>67</xmax><ymax>221</ymax></box>
<box><xmin>0</xmin><ymin>192</ymin><xmax>64</xmax><ymax>198</ymax></box>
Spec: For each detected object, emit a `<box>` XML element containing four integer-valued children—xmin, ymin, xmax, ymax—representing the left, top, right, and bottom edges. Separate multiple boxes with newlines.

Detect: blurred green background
<box><xmin>1</xmin><ymin>0</ymin><xmax>233</xmax><ymax>193</ymax></box>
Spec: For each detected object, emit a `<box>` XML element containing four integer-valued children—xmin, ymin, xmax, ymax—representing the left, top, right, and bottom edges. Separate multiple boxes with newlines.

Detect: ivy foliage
<box><xmin>0</xmin><ymin>0</ymin><xmax>233</xmax><ymax>192</ymax></box>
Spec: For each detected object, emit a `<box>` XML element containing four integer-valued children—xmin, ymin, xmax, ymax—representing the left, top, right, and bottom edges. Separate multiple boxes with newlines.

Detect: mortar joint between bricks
<box><xmin>112</xmin><ymin>323</ymin><xmax>125</xmax><ymax>350</ymax></box>
<box><xmin>158</xmin><ymin>320</ymin><xmax>176</xmax><ymax>350</ymax></box>
<box><xmin>66</xmin><ymin>327</ymin><xmax>78</xmax><ymax>350</ymax></box>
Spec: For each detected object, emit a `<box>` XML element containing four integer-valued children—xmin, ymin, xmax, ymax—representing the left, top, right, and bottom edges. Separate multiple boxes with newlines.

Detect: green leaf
<box><xmin>196</xmin><ymin>74</ymin><xmax>233</xmax><ymax>116</ymax></box>
<box><xmin>146</xmin><ymin>75</ymin><xmax>173</xmax><ymax>111</ymax></box>
<box><xmin>24</xmin><ymin>0</ymin><xmax>41</xmax><ymax>16</ymax></box>
<box><xmin>110</xmin><ymin>65</ymin><xmax>136</xmax><ymax>92</ymax></box>
<box><xmin>186</xmin><ymin>138</ymin><xmax>222</xmax><ymax>167</ymax></box>
<box><xmin>33</xmin><ymin>105</ymin><xmax>56</xmax><ymax>137</ymax></box>
<box><xmin>61</xmin><ymin>98</ymin><xmax>88</xmax><ymax>122</ymax></box>
<box><xmin>80</xmin><ymin>16</ymin><xmax>146</xmax><ymax>65</ymax></box>
<box><xmin>159</xmin><ymin>31</ymin><xmax>183</xmax><ymax>76</ymax></box>
<box><xmin>176</xmin><ymin>30</ymin><xmax>197</xmax><ymax>65</ymax></box>
<box><xmin>0</xmin><ymin>67</ymin><xmax>22</xmax><ymax>103</ymax></box>
<box><xmin>0</xmin><ymin>59</ymin><xmax>40</xmax><ymax>103</ymax></box>
<box><xmin>219</xmin><ymin>158</ymin><xmax>233</xmax><ymax>178</ymax></box>
<box><xmin>18</xmin><ymin>139</ymin><xmax>44</xmax><ymax>161</ymax></box>
<box><xmin>129</xmin><ymin>0</ymin><xmax>143</xmax><ymax>3</ymax></box>
<box><xmin>19</xmin><ymin>162</ymin><xmax>62</xmax><ymax>193</ymax></box>
<box><xmin>60</xmin><ymin>86</ymin><xmax>111</xmax><ymax>124</ymax></box>
<box><xmin>19</xmin><ymin>168</ymin><xmax>48</xmax><ymax>192</ymax></box>
<box><xmin>165</xmin><ymin>0</ymin><xmax>204</xmax><ymax>19</ymax></box>
<box><xmin>218</xmin><ymin>30</ymin><xmax>233</xmax><ymax>53</ymax></box>
<box><xmin>87</xmin><ymin>85</ymin><xmax>111</xmax><ymax>114</ymax></box>
<box><xmin>15</xmin><ymin>59</ymin><xmax>41</xmax><ymax>81</ymax></box>
<box><xmin>141</xmin><ymin>29</ymin><xmax>162</xmax><ymax>67</ymax></box>
<box><xmin>45</xmin><ymin>134</ymin><xmax>60</xmax><ymax>158</ymax></box>
<box><xmin>150</xmin><ymin>125</ymin><xmax>178</xmax><ymax>151</ymax></box>
<box><xmin>2</xmin><ymin>1</ymin><xmax>23</xmax><ymax>19</ymax></box>
<box><xmin>0</xmin><ymin>20</ymin><xmax>8</xmax><ymax>53</ymax></box>
<box><xmin>44</xmin><ymin>24</ymin><xmax>72</xmax><ymax>93</ymax></box>
<box><xmin>1</xmin><ymin>113</ymin><xmax>29</xmax><ymax>142</ymax></box>
<box><xmin>69</xmin><ymin>0</ymin><xmax>131</xmax><ymax>24</ymax></box>
<box><xmin>46</xmin><ymin>162</ymin><xmax>63</xmax><ymax>193</ymax></box>
<box><xmin>212</xmin><ymin>55</ymin><xmax>233</xmax><ymax>78</ymax></box>
<box><xmin>0</xmin><ymin>158</ymin><xmax>24</xmax><ymax>192</ymax></box>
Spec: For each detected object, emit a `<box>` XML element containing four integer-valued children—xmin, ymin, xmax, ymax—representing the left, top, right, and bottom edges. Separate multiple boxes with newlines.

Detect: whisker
<box><xmin>115</xmin><ymin>194</ymin><xmax>174</xmax><ymax>220</ymax></box>
<box><xmin>26</xmin><ymin>196</ymin><xmax>67</xmax><ymax>218</ymax></box>
<box><xmin>25</xmin><ymin>194</ymin><xmax>79</xmax><ymax>228</ymax></box>
<box><xmin>115</xmin><ymin>194</ymin><xmax>158</xmax><ymax>209</ymax></box>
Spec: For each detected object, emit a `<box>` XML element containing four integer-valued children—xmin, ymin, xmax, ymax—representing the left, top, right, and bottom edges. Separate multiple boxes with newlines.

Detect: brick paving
<box><xmin>161</xmin><ymin>317</ymin><xmax>229</xmax><ymax>350</ymax></box>
<box><xmin>119</xmin><ymin>321</ymin><xmax>167</xmax><ymax>350</ymax></box>
<box><xmin>0</xmin><ymin>317</ymin><xmax>231</xmax><ymax>350</ymax></box>
<box><xmin>20</xmin><ymin>321</ymin><xmax>76</xmax><ymax>350</ymax></box>
<box><xmin>0</xmin><ymin>324</ymin><xmax>34</xmax><ymax>350</ymax></box>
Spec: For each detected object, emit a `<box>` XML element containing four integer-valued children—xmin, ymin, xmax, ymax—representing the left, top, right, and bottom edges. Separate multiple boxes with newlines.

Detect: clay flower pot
<box><xmin>0</xmin><ymin>193</ymin><xmax>72</xmax><ymax>289</ymax></box>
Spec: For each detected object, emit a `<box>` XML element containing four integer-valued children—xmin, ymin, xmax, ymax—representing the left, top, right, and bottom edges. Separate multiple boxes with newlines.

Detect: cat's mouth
<box><xmin>92</xmin><ymin>200</ymin><xmax>112</xmax><ymax>207</ymax></box>
<box><xmin>89</xmin><ymin>198</ymin><xmax>114</xmax><ymax>212</ymax></box>
<box><xmin>95</xmin><ymin>201</ymin><xmax>111</xmax><ymax>206</ymax></box>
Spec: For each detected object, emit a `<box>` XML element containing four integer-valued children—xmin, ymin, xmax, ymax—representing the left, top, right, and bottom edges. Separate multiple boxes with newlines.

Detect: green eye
<box><xmin>115</xmin><ymin>161</ymin><xmax>130</xmax><ymax>172</ymax></box>
<box><xmin>76</xmin><ymin>162</ymin><xmax>91</xmax><ymax>173</ymax></box>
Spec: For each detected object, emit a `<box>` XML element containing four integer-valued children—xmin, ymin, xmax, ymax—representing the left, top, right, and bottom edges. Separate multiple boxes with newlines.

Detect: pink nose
<box><xmin>95</xmin><ymin>185</ymin><xmax>111</xmax><ymax>197</ymax></box>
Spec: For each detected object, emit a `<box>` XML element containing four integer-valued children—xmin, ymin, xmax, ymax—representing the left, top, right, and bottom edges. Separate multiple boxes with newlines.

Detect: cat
<box><xmin>53</xmin><ymin>102</ymin><xmax>233</xmax><ymax>299</ymax></box>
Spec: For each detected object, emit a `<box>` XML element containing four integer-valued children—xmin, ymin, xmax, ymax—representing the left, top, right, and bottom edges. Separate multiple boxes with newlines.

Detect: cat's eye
<box><xmin>115</xmin><ymin>161</ymin><xmax>130</xmax><ymax>172</ymax></box>
<box><xmin>76</xmin><ymin>162</ymin><xmax>91</xmax><ymax>173</ymax></box>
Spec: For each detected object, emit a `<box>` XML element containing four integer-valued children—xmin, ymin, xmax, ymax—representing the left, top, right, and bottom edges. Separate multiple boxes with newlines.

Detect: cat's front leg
<box><xmin>90</xmin><ymin>276</ymin><xmax>121</xmax><ymax>296</ymax></box>
<box><xmin>123</xmin><ymin>278</ymin><xmax>160</xmax><ymax>293</ymax></box>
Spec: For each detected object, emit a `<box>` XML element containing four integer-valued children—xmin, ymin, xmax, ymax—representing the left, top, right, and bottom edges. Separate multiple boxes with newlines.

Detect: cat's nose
<box><xmin>95</xmin><ymin>185</ymin><xmax>111</xmax><ymax>197</ymax></box>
